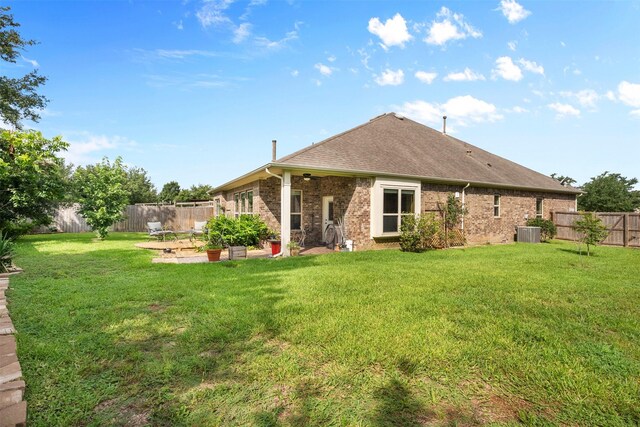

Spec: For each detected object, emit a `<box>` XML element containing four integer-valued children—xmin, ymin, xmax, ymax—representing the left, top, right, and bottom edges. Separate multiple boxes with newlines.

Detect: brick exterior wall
<box><xmin>215</xmin><ymin>175</ymin><xmax>576</xmax><ymax>249</ymax></box>
<box><xmin>421</xmin><ymin>183</ymin><xmax>576</xmax><ymax>244</ymax></box>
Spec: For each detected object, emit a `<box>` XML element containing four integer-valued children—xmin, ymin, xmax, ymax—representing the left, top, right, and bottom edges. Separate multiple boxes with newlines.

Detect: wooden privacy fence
<box><xmin>49</xmin><ymin>204</ymin><xmax>216</xmax><ymax>233</ymax></box>
<box><xmin>552</xmin><ymin>211</ymin><xmax>640</xmax><ymax>248</ymax></box>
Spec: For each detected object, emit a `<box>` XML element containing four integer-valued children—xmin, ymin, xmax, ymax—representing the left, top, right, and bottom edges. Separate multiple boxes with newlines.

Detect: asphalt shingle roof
<box><xmin>276</xmin><ymin>112</ymin><xmax>578</xmax><ymax>193</ymax></box>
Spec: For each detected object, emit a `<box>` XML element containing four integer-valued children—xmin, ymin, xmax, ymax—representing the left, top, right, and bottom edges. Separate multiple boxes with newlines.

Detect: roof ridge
<box><xmin>276</xmin><ymin>112</ymin><xmax>396</xmax><ymax>163</ymax></box>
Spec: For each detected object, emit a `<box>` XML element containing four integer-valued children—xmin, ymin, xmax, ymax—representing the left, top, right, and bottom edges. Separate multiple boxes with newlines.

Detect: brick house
<box><xmin>210</xmin><ymin>113</ymin><xmax>580</xmax><ymax>255</ymax></box>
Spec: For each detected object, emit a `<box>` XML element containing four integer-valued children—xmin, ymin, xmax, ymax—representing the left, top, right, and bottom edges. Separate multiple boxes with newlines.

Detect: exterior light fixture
<box><xmin>303</xmin><ymin>173</ymin><xmax>311</xmax><ymax>181</ymax></box>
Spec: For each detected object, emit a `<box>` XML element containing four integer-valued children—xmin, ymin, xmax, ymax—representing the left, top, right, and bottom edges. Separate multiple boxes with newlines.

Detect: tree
<box><xmin>573</xmin><ymin>212</ymin><xmax>608</xmax><ymax>256</ymax></box>
<box><xmin>550</xmin><ymin>173</ymin><xmax>577</xmax><ymax>187</ymax></box>
<box><xmin>0</xmin><ymin>6</ymin><xmax>48</xmax><ymax>129</ymax></box>
<box><xmin>0</xmin><ymin>129</ymin><xmax>69</xmax><ymax>236</ymax></box>
<box><xmin>177</xmin><ymin>184</ymin><xmax>213</xmax><ymax>202</ymax></box>
<box><xmin>158</xmin><ymin>181</ymin><xmax>181</xmax><ymax>203</ymax></box>
<box><xmin>578</xmin><ymin>171</ymin><xmax>640</xmax><ymax>212</ymax></box>
<box><xmin>124</xmin><ymin>167</ymin><xmax>157</xmax><ymax>204</ymax></box>
<box><xmin>73</xmin><ymin>157</ymin><xmax>129</xmax><ymax>239</ymax></box>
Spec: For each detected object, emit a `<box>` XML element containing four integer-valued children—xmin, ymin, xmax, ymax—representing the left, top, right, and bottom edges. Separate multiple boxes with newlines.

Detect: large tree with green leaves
<box><xmin>73</xmin><ymin>157</ymin><xmax>129</xmax><ymax>239</ymax></box>
<box><xmin>124</xmin><ymin>166</ymin><xmax>157</xmax><ymax>204</ymax></box>
<box><xmin>158</xmin><ymin>181</ymin><xmax>181</xmax><ymax>204</ymax></box>
<box><xmin>0</xmin><ymin>129</ymin><xmax>69</xmax><ymax>236</ymax></box>
<box><xmin>578</xmin><ymin>171</ymin><xmax>640</xmax><ymax>212</ymax></box>
<box><xmin>1</xmin><ymin>6</ymin><xmax>48</xmax><ymax>129</ymax></box>
<box><xmin>177</xmin><ymin>184</ymin><xmax>213</xmax><ymax>202</ymax></box>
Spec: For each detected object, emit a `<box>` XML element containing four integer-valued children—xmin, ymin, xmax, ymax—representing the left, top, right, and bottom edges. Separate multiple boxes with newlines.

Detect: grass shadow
<box><xmin>372</xmin><ymin>377</ymin><xmax>434</xmax><ymax>427</ymax></box>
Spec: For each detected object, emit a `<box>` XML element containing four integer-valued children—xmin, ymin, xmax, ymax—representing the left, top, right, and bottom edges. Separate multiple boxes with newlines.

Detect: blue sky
<box><xmin>5</xmin><ymin>0</ymin><xmax>640</xmax><ymax>190</ymax></box>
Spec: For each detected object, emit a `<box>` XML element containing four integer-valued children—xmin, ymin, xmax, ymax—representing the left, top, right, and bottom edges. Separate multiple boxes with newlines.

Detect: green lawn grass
<box><xmin>7</xmin><ymin>233</ymin><xmax>640</xmax><ymax>426</ymax></box>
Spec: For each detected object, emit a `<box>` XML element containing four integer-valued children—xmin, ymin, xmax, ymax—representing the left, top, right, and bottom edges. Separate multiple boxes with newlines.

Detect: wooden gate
<box><xmin>552</xmin><ymin>212</ymin><xmax>640</xmax><ymax>248</ymax></box>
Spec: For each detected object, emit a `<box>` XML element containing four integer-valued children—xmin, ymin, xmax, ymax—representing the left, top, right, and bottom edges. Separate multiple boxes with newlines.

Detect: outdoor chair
<box><xmin>190</xmin><ymin>221</ymin><xmax>208</xmax><ymax>242</ymax></box>
<box><xmin>147</xmin><ymin>222</ymin><xmax>176</xmax><ymax>242</ymax></box>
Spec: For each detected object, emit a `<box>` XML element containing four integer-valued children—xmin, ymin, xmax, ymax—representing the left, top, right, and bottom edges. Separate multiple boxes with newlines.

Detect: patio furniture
<box><xmin>147</xmin><ymin>222</ymin><xmax>176</xmax><ymax>242</ymax></box>
<box><xmin>190</xmin><ymin>221</ymin><xmax>208</xmax><ymax>242</ymax></box>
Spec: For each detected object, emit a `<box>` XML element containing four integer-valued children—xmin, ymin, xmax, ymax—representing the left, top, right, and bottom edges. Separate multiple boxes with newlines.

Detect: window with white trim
<box><xmin>536</xmin><ymin>198</ymin><xmax>543</xmax><ymax>218</ymax></box>
<box><xmin>493</xmin><ymin>194</ymin><xmax>501</xmax><ymax>218</ymax></box>
<box><xmin>371</xmin><ymin>178</ymin><xmax>421</xmax><ymax>237</ymax></box>
<box><xmin>233</xmin><ymin>190</ymin><xmax>254</xmax><ymax>216</ymax></box>
<box><xmin>234</xmin><ymin>193</ymin><xmax>240</xmax><ymax>217</ymax></box>
<box><xmin>291</xmin><ymin>190</ymin><xmax>302</xmax><ymax>230</ymax></box>
<box><xmin>383</xmin><ymin>189</ymin><xmax>415</xmax><ymax>233</ymax></box>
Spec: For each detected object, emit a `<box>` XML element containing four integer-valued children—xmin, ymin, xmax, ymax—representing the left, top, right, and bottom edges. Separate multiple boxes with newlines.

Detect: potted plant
<box><xmin>287</xmin><ymin>240</ymin><xmax>300</xmax><ymax>256</ymax></box>
<box><xmin>268</xmin><ymin>230</ymin><xmax>281</xmax><ymax>256</ymax></box>
<box><xmin>203</xmin><ymin>230</ymin><xmax>223</xmax><ymax>262</ymax></box>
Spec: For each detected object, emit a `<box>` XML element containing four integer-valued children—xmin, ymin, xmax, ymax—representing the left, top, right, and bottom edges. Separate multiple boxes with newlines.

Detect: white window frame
<box><xmin>370</xmin><ymin>178</ymin><xmax>421</xmax><ymax>238</ymax></box>
<box><xmin>493</xmin><ymin>194</ymin><xmax>501</xmax><ymax>218</ymax></box>
<box><xmin>291</xmin><ymin>190</ymin><xmax>302</xmax><ymax>230</ymax></box>
<box><xmin>536</xmin><ymin>198</ymin><xmax>543</xmax><ymax>218</ymax></box>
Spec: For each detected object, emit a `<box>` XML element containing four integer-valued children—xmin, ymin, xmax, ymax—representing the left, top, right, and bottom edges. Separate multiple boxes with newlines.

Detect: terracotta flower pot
<box><xmin>206</xmin><ymin>248</ymin><xmax>222</xmax><ymax>262</ymax></box>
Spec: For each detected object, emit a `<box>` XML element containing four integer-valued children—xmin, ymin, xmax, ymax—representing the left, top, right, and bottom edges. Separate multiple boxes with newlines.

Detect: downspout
<box><xmin>461</xmin><ymin>183</ymin><xmax>470</xmax><ymax>231</ymax></box>
<box><xmin>265</xmin><ymin>168</ymin><xmax>284</xmax><ymax>257</ymax></box>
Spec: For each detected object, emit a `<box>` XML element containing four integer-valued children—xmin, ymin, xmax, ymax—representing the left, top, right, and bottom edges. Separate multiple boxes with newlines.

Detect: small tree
<box><xmin>73</xmin><ymin>157</ymin><xmax>129</xmax><ymax>239</ymax></box>
<box><xmin>573</xmin><ymin>212</ymin><xmax>608</xmax><ymax>256</ymax></box>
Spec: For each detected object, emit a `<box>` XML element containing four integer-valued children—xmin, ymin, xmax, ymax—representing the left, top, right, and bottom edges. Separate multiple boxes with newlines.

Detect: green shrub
<box><xmin>525</xmin><ymin>217</ymin><xmax>557</xmax><ymax>241</ymax></box>
<box><xmin>206</xmin><ymin>215</ymin><xmax>271</xmax><ymax>248</ymax></box>
<box><xmin>0</xmin><ymin>231</ymin><xmax>15</xmax><ymax>272</ymax></box>
<box><xmin>400</xmin><ymin>214</ymin><xmax>443</xmax><ymax>252</ymax></box>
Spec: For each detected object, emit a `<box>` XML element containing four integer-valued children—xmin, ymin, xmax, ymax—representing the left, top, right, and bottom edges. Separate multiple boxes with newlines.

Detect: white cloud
<box><xmin>375</xmin><ymin>69</ymin><xmax>404</xmax><ymax>86</ymax></box>
<box><xmin>315</xmin><ymin>63</ymin><xmax>334</xmax><ymax>77</ymax></box>
<box><xmin>368</xmin><ymin>13</ymin><xmax>412</xmax><ymax>50</ymax></box>
<box><xmin>630</xmin><ymin>109</ymin><xmax>640</xmax><ymax>118</ymax></box>
<box><xmin>548</xmin><ymin>103</ymin><xmax>581</xmax><ymax>118</ymax></box>
<box><xmin>507</xmin><ymin>40</ymin><xmax>517</xmax><ymax>51</ymax></box>
<box><xmin>618</xmin><ymin>81</ymin><xmax>640</xmax><ymax>107</ymax></box>
<box><xmin>291</xmin><ymin>69</ymin><xmax>299</xmax><ymax>77</ymax></box>
<box><xmin>518</xmin><ymin>58</ymin><xmax>544</xmax><ymax>75</ymax></box>
<box><xmin>397</xmin><ymin>95</ymin><xmax>503</xmax><ymax>130</ymax></box>
<box><xmin>443</xmin><ymin>67</ymin><xmax>485</xmax><ymax>82</ymax></box>
<box><xmin>492</xmin><ymin>56</ymin><xmax>523</xmax><ymax>81</ymax></box>
<box><xmin>358</xmin><ymin>48</ymin><xmax>372</xmax><ymax>71</ymax></box>
<box><xmin>497</xmin><ymin>0</ymin><xmax>531</xmax><ymax>24</ymax></box>
<box><xmin>415</xmin><ymin>71</ymin><xmax>438</xmax><ymax>84</ymax></box>
<box><xmin>560</xmin><ymin>89</ymin><xmax>599</xmax><ymax>109</ymax></box>
<box><xmin>174</xmin><ymin>20</ymin><xmax>184</xmax><ymax>30</ymax></box>
<box><xmin>254</xmin><ymin>23</ymin><xmax>300</xmax><ymax>50</ymax></box>
<box><xmin>62</xmin><ymin>132</ymin><xmax>138</xmax><ymax>166</ymax></box>
<box><xmin>510</xmin><ymin>106</ymin><xmax>528</xmax><ymax>113</ymax></box>
<box><xmin>233</xmin><ymin>22</ymin><xmax>252</xmax><ymax>43</ymax></box>
<box><xmin>21</xmin><ymin>55</ymin><xmax>39</xmax><ymax>67</ymax></box>
<box><xmin>196</xmin><ymin>0</ymin><xmax>235</xmax><ymax>28</ymax></box>
<box><xmin>605</xmin><ymin>90</ymin><xmax>616</xmax><ymax>101</ymax></box>
<box><xmin>327</xmin><ymin>55</ymin><xmax>337</xmax><ymax>62</ymax></box>
<box><xmin>424</xmin><ymin>7</ymin><xmax>481</xmax><ymax>46</ymax></box>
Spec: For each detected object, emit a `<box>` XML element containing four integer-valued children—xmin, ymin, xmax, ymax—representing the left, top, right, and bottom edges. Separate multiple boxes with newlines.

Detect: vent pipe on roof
<box><xmin>442</xmin><ymin>116</ymin><xmax>447</xmax><ymax>134</ymax></box>
<box><xmin>272</xmin><ymin>140</ymin><xmax>277</xmax><ymax>162</ymax></box>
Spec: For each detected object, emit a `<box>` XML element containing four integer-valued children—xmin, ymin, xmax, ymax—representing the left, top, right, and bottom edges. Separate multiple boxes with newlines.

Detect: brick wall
<box><xmin>421</xmin><ymin>183</ymin><xmax>576</xmax><ymax>244</ymax></box>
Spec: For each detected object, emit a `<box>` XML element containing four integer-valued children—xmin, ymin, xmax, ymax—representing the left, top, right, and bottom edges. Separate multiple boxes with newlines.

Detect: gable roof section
<box><xmin>274</xmin><ymin>112</ymin><xmax>578</xmax><ymax>193</ymax></box>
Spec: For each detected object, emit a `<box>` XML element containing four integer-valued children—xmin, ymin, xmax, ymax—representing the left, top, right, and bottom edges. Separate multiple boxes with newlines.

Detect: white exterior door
<box><xmin>322</xmin><ymin>196</ymin><xmax>334</xmax><ymax>241</ymax></box>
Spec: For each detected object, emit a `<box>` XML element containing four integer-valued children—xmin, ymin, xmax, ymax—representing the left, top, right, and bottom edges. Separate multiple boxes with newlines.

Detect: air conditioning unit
<box><xmin>517</xmin><ymin>226</ymin><xmax>541</xmax><ymax>243</ymax></box>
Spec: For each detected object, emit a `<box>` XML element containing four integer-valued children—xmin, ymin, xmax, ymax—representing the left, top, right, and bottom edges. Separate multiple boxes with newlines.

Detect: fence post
<box><xmin>623</xmin><ymin>213</ymin><xmax>629</xmax><ymax>247</ymax></box>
